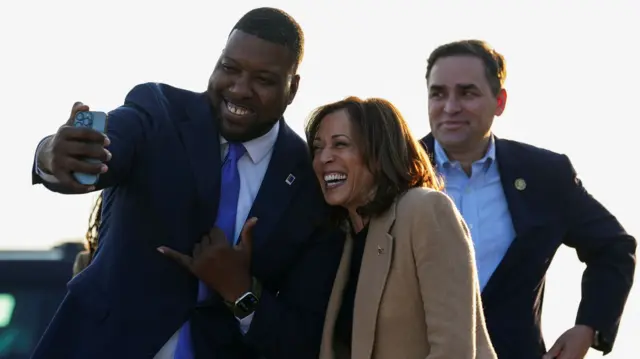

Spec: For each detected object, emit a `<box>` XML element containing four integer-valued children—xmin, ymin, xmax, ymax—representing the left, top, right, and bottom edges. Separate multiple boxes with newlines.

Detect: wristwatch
<box><xmin>226</xmin><ymin>277</ymin><xmax>262</xmax><ymax>319</ymax></box>
<box><xmin>233</xmin><ymin>292</ymin><xmax>260</xmax><ymax>319</ymax></box>
<box><xmin>593</xmin><ymin>330</ymin><xmax>601</xmax><ymax>347</ymax></box>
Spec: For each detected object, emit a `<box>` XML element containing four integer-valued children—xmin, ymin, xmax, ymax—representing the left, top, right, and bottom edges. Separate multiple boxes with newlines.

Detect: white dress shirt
<box><xmin>35</xmin><ymin>121</ymin><xmax>280</xmax><ymax>359</ymax></box>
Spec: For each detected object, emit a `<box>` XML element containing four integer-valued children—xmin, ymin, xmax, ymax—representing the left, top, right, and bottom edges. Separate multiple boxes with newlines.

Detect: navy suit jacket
<box><xmin>421</xmin><ymin>134</ymin><xmax>636</xmax><ymax>359</ymax></box>
<box><xmin>31</xmin><ymin>83</ymin><xmax>344</xmax><ymax>359</ymax></box>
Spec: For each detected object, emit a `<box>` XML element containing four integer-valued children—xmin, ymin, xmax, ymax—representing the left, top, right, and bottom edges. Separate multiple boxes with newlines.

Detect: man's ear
<box><xmin>287</xmin><ymin>74</ymin><xmax>300</xmax><ymax>105</ymax></box>
<box><xmin>495</xmin><ymin>88</ymin><xmax>507</xmax><ymax>116</ymax></box>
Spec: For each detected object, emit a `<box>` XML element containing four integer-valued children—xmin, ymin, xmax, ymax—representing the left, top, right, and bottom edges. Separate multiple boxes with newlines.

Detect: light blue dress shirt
<box><xmin>434</xmin><ymin>137</ymin><xmax>516</xmax><ymax>291</ymax></box>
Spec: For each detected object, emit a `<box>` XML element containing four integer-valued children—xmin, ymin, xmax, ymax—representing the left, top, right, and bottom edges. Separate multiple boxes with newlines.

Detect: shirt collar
<box><xmin>434</xmin><ymin>135</ymin><xmax>496</xmax><ymax>169</ymax></box>
<box><xmin>220</xmin><ymin>120</ymin><xmax>280</xmax><ymax>164</ymax></box>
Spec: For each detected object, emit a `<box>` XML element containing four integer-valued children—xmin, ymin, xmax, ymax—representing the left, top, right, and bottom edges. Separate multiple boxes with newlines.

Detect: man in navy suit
<box><xmin>420</xmin><ymin>40</ymin><xmax>636</xmax><ymax>359</ymax></box>
<box><xmin>30</xmin><ymin>7</ymin><xmax>342</xmax><ymax>359</ymax></box>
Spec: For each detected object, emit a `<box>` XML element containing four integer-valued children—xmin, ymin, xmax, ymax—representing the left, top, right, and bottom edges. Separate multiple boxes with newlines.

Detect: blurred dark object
<box><xmin>0</xmin><ymin>242</ymin><xmax>83</xmax><ymax>359</ymax></box>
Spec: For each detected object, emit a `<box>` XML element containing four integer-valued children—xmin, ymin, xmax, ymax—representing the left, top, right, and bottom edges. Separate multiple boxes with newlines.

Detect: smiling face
<box><xmin>427</xmin><ymin>55</ymin><xmax>506</xmax><ymax>152</ymax></box>
<box><xmin>207</xmin><ymin>30</ymin><xmax>300</xmax><ymax>142</ymax></box>
<box><xmin>311</xmin><ymin>109</ymin><xmax>375</xmax><ymax>212</ymax></box>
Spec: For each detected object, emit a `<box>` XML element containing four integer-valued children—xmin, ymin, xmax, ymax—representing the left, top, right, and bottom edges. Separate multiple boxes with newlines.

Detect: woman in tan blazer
<box><xmin>306</xmin><ymin>97</ymin><xmax>497</xmax><ymax>359</ymax></box>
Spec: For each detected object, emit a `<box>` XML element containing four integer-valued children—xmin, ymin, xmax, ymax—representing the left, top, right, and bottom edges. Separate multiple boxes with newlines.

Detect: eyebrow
<box><xmin>331</xmin><ymin>134</ymin><xmax>351</xmax><ymax>140</ymax></box>
<box><xmin>313</xmin><ymin>134</ymin><xmax>351</xmax><ymax>141</ymax></box>
<box><xmin>220</xmin><ymin>56</ymin><xmax>281</xmax><ymax>78</ymax></box>
<box><xmin>429</xmin><ymin>83</ymin><xmax>481</xmax><ymax>91</ymax></box>
<box><xmin>458</xmin><ymin>83</ymin><xmax>480</xmax><ymax>91</ymax></box>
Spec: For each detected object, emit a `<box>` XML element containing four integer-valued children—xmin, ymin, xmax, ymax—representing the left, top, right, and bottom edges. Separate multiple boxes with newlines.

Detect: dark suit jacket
<box><xmin>30</xmin><ymin>83</ymin><xmax>343</xmax><ymax>359</ymax></box>
<box><xmin>421</xmin><ymin>134</ymin><xmax>636</xmax><ymax>359</ymax></box>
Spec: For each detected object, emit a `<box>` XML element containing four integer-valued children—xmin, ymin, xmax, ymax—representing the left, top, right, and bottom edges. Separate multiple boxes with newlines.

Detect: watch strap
<box><xmin>250</xmin><ymin>276</ymin><xmax>263</xmax><ymax>301</ymax></box>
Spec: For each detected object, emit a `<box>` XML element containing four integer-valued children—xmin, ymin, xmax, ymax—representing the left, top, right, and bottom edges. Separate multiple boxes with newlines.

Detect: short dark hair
<box><xmin>305</xmin><ymin>97</ymin><xmax>443</xmax><ymax>220</ymax></box>
<box><xmin>426</xmin><ymin>39</ymin><xmax>506</xmax><ymax>96</ymax></box>
<box><xmin>232</xmin><ymin>7</ymin><xmax>304</xmax><ymax>71</ymax></box>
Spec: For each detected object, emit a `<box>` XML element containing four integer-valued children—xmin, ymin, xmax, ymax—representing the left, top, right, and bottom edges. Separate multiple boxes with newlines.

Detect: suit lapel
<box><xmin>481</xmin><ymin>138</ymin><xmax>549</xmax><ymax>298</ymax></box>
<box><xmin>248</xmin><ymin>121</ymin><xmax>307</xmax><ymax>248</ymax></box>
<box><xmin>179</xmin><ymin>93</ymin><xmax>222</xmax><ymax>233</ymax></box>
<box><xmin>352</xmin><ymin>206</ymin><xmax>396</xmax><ymax>359</ymax></box>
<box><xmin>494</xmin><ymin>138</ymin><xmax>542</xmax><ymax>237</ymax></box>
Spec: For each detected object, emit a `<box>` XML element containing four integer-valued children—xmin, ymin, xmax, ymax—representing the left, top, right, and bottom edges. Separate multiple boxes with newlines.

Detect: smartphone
<box><xmin>72</xmin><ymin>111</ymin><xmax>108</xmax><ymax>185</ymax></box>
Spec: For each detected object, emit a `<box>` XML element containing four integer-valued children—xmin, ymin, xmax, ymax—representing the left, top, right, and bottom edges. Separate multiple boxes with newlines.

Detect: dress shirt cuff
<box><xmin>237</xmin><ymin>313</ymin><xmax>254</xmax><ymax>335</ymax></box>
<box><xmin>34</xmin><ymin>136</ymin><xmax>60</xmax><ymax>184</ymax></box>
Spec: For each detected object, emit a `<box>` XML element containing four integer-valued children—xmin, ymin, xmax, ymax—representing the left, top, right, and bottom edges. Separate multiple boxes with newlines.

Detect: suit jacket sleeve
<box><xmin>31</xmin><ymin>84</ymin><xmax>154</xmax><ymax>194</ymax></box>
<box><xmin>560</xmin><ymin>155</ymin><xmax>636</xmax><ymax>353</ymax></box>
<box><xmin>243</xmin><ymin>227</ymin><xmax>343</xmax><ymax>359</ymax></box>
<box><xmin>411</xmin><ymin>190</ymin><xmax>485</xmax><ymax>359</ymax></box>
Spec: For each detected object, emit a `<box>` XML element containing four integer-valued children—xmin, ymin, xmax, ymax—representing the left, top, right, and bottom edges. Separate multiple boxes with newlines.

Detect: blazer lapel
<box><xmin>319</xmin><ymin>237</ymin><xmax>354</xmax><ymax>359</ymax></box>
<box><xmin>178</xmin><ymin>93</ymin><xmax>222</xmax><ymax>233</ymax></box>
<box><xmin>482</xmin><ymin>138</ymin><xmax>551</xmax><ymax>298</ymax></box>
<box><xmin>247</xmin><ymin>121</ymin><xmax>307</xmax><ymax>248</ymax></box>
<box><xmin>494</xmin><ymin>138</ymin><xmax>542</xmax><ymax>237</ymax></box>
<box><xmin>351</xmin><ymin>206</ymin><xmax>396</xmax><ymax>359</ymax></box>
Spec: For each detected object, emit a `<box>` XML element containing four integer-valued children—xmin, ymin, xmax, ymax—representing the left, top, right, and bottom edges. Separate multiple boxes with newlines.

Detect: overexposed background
<box><xmin>0</xmin><ymin>0</ymin><xmax>638</xmax><ymax>357</ymax></box>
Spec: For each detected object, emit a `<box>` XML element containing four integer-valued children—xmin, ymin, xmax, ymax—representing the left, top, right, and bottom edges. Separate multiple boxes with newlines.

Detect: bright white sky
<box><xmin>1</xmin><ymin>0</ymin><xmax>638</xmax><ymax>357</ymax></box>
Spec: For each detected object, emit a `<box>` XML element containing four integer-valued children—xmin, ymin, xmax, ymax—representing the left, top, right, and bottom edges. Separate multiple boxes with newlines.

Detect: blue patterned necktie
<box><xmin>174</xmin><ymin>142</ymin><xmax>246</xmax><ymax>359</ymax></box>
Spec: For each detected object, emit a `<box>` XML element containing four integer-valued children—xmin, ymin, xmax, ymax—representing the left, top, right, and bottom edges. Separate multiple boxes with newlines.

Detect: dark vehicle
<box><xmin>0</xmin><ymin>242</ymin><xmax>83</xmax><ymax>359</ymax></box>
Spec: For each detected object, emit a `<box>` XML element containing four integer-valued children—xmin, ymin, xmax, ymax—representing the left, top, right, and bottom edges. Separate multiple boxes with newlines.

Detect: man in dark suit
<box><xmin>30</xmin><ymin>8</ymin><xmax>342</xmax><ymax>359</ymax></box>
<box><xmin>420</xmin><ymin>40</ymin><xmax>636</xmax><ymax>359</ymax></box>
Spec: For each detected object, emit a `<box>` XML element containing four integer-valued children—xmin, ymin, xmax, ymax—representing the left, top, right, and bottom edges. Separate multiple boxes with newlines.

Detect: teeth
<box><xmin>324</xmin><ymin>173</ymin><xmax>347</xmax><ymax>182</ymax></box>
<box><xmin>226</xmin><ymin>101</ymin><xmax>251</xmax><ymax>116</ymax></box>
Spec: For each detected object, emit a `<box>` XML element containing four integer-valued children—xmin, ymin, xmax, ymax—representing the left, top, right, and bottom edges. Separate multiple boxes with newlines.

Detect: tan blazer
<box><xmin>319</xmin><ymin>187</ymin><xmax>497</xmax><ymax>359</ymax></box>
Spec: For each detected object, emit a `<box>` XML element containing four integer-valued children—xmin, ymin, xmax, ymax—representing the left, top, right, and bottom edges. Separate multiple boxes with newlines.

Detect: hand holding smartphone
<box><xmin>72</xmin><ymin>111</ymin><xmax>109</xmax><ymax>185</ymax></box>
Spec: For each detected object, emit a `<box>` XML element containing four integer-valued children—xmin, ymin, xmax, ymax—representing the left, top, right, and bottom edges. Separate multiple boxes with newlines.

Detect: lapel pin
<box><xmin>377</xmin><ymin>245</ymin><xmax>384</xmax><ymax>255</ymax></box>
<box><xmin>285</xmin><ymin>174</ymin><xmax>296</xmax><ymax>186</ymax></box>
<box><xmin>514</xmin><ymin>178</ymin><xmax>527</xmax><ymax>191</ymax></box>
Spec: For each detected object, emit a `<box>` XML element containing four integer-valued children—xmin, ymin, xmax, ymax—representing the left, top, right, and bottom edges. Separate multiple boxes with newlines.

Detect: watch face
<box><xmin>235</xmin><ymin>292</ymin><xmax>259</xmax><ymax>316</ymax></box>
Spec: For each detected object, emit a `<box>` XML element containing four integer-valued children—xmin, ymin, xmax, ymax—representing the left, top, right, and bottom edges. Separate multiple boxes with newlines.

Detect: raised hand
<box><xmin>37</xmin><ymin>102</ymin><xmax>111</xmax><ymax>192</ymax></box>
<box><xmin>158</xmin><ymin>217</ymin><xmax>258</xmax><ymax>302</ymax></box>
